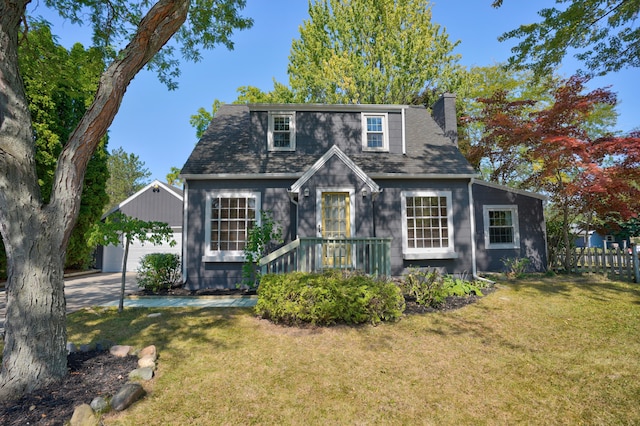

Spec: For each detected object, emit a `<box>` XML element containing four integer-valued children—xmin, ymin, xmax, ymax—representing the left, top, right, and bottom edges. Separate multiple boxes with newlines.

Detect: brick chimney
<box><xmin>431</xmin><ymin>93</ymin><xmax>458</xmax><ymax>146</ymax></box>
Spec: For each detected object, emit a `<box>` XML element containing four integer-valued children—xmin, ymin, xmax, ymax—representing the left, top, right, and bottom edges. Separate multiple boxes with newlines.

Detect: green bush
<box><xmin>501</xmin><ymin>256</ymin><xmax>531</xmax><ymax>279</ymax></box>
<box><xmin>137</xmin><ymin>253</ymin><xmax>181</xmax><ymax>293</ymax></box>
<box><xmin>398</xmin><ymin>268</ymin><xmax>484</xmax><ymax>308</ymax></box>
<box><xmin>255</xmin><ymin>270</ymin><xmax>405</xmax><ymax>326</ymax></box>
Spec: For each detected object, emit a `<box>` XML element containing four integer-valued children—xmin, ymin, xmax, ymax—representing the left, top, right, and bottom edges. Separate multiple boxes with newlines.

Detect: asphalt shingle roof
<box><xmin>181</xmin><ymin>104</ymin><xmax>476</xmax><ymax>177</ymax></box>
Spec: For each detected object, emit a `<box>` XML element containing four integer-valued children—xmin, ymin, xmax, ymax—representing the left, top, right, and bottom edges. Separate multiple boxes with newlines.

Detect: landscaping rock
<box><xmin>110</xmin><ymin>345</ymin><xmax>133</xmax><ymax>357</ymax></box>
<box><xmin>90</xmin><ymin>396</ymin><xmax>109</xmax><ymax>413</ymax></box>
<box><xmin>147</xmin><ymin>312</ymin><xmax>162</xmax><ymax>318</ymax></box>
<box><xmin>67</xmin><ymin>342</ymin><xmax>77</xmax><ymax>354</ymax></box>
<box><xmin>138</xmin><ymin>344</ymin><xmax>157</xmax><ymax>361</ymax></box>
<box><xmin>138</xmin><ymin>355</ymin><xmax>156</xmax><ymax>370</ymax></box>
<box><xmin>129</xmin><ymin>367</ymin><xmax>154</xmax><ymax>381</ymax></box>
<box><xmin>111</xmin><ymin>382</ymin><xmax>146</xmax><ymax>411</ymax></box>
<box><xmin>69</xmin><ymin>403</ymin><xmax>99</xmax><ymax>426</ymax></box>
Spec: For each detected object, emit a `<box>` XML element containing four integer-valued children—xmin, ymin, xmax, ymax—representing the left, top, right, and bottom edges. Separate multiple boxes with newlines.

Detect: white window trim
<box><xmin>483</xmin><ymin>205</ymin><xmax>520</xmax><ymax>249</ymax></box>
<box><xmin>203</xmin><ymin>191</ymin><xmax>261</xmax><ymax>262</ymax></box>
<box><xmin>361</xmin><ymin>112</ymin><xmax>389</xmax><ymax>152</ymax></box>
<box><xmin>268</xmin><ymin>111</ymin><xmax>296</xmax><ymax>151</ymax></box>
<box><xmin>401</xmin><ymin>190</ymin><xmax>457</xmax><ymax>260</ymax></box>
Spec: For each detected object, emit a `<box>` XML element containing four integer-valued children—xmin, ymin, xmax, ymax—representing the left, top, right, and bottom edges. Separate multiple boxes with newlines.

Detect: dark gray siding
<box><xmin>184</xmin><ymin>174</ymin><xmax>477</xmax><ymax>289</ymax></box>
<box><xmin>185</xmin><ymin>179</ymin><xmax>296</xmax><ymax>290</ymax></box>
<box><xmin>375</xmin><ymin>179</ymin><xmax>474</xmax><ymax>276</ymax></box>
<box><xmin>118</xmin><ymin>186</ymin><xmax>183</xmax><ymax>228</ymax></box>
<box><xmin>472</xmin><ymin>183</ymin><xmax>547</xmax><ymax>272</ymax></box>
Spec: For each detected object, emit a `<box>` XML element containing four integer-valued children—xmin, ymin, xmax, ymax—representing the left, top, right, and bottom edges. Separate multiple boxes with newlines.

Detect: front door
<box><xmin>321</xmin><ymin>192</ymin><xmax>351</xmax><ymax>267</ymax></box>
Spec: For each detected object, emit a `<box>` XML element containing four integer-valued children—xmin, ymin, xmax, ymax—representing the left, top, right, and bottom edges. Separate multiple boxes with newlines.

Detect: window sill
<box><xmin>403</xmin><ymin>251</ymin><xmax>459</xmax><ymax>260</ymax></box>
<box><xmin>486</xmin><ymin>244</ymin><xmax>520</xmax><ymax>250</ymax></box>
<box><xmin>202</xmin><ymin>254</ymin><xmax>246</xmax><ymax>263</ymax></box>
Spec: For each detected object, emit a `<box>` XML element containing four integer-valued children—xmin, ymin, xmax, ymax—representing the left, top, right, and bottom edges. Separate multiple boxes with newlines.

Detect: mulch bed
<box><xmin>0</xmin><ymin>350</ymin><xmax>138</xmax><ymax>426</ymax></box>
<box><xmin>0</xmin><ymin>284</ymin><xmax>496</xmax><ymax>425</ymax></box>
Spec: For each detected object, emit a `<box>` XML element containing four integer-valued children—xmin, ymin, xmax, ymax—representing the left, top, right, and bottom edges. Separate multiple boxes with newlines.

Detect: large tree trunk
<box><xmin>0</xmin><ymin>0</ymin><xmax>190</xmax><ymax>400</ymax></box>
<box><xmin>0</xmin><ymin>214</ymin><xmax>67</xmax><ymax>398</ymax></box>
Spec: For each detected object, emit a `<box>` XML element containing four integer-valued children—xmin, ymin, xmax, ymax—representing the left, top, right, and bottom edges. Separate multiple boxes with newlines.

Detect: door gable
<box><xmin>289</xmin><ymin>145</ymin><xmax>380</xmax><ymax>196</ymax></box>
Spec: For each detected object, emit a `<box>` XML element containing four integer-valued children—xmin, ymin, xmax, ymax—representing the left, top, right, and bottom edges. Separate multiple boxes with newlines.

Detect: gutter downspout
<box><xmin>287</xmin><ymin>191</ymin><xmax>299</xmax><ymax>239</ymax></box>
<box><xmin>401</xmin><ymin>107</ymin><xmax>406</xmax><ymax>155</ymax></box>
<box><xmin>181</xmin><ymin>180</ymin><xmax>189</xmax><ymax>285</ymax></box>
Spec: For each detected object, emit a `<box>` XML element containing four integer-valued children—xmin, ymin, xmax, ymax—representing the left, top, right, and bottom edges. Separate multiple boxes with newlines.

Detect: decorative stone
<box><xmin>138</xmin><ymin>345</ymin><xmax>157</xmax><ymax>361</ymax></box>
<box><xmin>138</xmin><ymin>355</ymin><xmax>156</xmax><ymax>370</ymax></box>
<box><xmin>147</xmin><ymin>312</ymin><xmax>162</xmax><ymax>318</ymax></box>
<box><xmin>90</xmin><ymin>396</ymin><xmax>109</xmax><ymax>413</ymax></box>
<box><xmin>80</xmin><ymin>343</ymin><xmax>94</xmax><ymax>353</ymax></box>
<box><xmin>69</xmin><ymin>403</ymin><xmax>99</xmax><ymax>426</ymax></box>
<box><xmin>95</xmin><ymin>339</ymin><xmax>115</xmax><ymax>352</ymax></box>
<box><xmin>66</xmin><ymin>342</ymin><xmax>77</xmax><ymax>354</ymax></box>
<box><xmin>111</xmin><ymin>383</ymin><xmax>146</xmax><ymax>411</ymax></box>
<box><xmin>129</xmin><ymin>367</ymin><xmax>154</xmax><ymax>381</ymax></box>
<box><xmin>110</xmin><ymin>345</ymin><xmax>133</xmax><ymax>357</ymax></box>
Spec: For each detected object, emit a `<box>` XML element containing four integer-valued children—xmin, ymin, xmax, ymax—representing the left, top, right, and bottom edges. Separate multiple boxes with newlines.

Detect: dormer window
<box><xmin>362</xmin><ymin>113</ymin><xmax>389</xmax><ymax>151</ymax></box>
<box><xmin>268</xmin><ymin>111</ymin><xmax>296</xmax><ymax>151</ymax></box>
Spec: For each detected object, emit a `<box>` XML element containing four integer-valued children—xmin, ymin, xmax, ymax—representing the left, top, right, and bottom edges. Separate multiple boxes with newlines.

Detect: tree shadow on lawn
<box><xmin>501</xmin><ymin>273</ymin><xmax>640</xmax><ymax>303</ymax></box>
<box><xmin>67</xmin><ymin>306</ymin><xmax>255</xmax><ymax>353</ymax></box>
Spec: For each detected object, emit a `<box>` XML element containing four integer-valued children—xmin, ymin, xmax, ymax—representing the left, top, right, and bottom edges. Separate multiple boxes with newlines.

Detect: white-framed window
<box><xmin>268</xmin><ymin>111</ymin><xmax>296</xmax><ymax>151</ymax></box>
<box><xmin>361</xmin><ymin>113</ymin><xmax>389</xmax><ymax>151</ymax></box>
<box><xmin>483</xmin><ymin>205</ymin><xmax>520</xmax><ymax>249</ymax></box>
<box><xmin>204</xmin><ymin>191</ymin><xmax>261</xmax><ymax>262</ymax></box>
<box><xmin>401</xmin><ymin>190</ymin><xmax>456</xmax><ymax>259</ymax></box>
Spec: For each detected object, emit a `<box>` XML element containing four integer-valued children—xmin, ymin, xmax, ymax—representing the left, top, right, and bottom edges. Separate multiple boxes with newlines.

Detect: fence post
<box><xmin>632</xmin><ymin>244</ymin><xmax>639</xmax><ymax>284</ymax></box>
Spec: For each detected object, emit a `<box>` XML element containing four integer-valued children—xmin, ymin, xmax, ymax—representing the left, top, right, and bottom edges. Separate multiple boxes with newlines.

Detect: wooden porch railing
<box><xmin>259</xmin><ymin>237</ymin><xmax>392</xmax><ymax>277</ymax></box>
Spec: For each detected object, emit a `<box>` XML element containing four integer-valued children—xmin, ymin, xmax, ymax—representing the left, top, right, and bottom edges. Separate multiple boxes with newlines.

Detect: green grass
<box><xmin>63</xmin><ymin>275</ymin><xmax>640</xmax><ymax>425</ymax></box>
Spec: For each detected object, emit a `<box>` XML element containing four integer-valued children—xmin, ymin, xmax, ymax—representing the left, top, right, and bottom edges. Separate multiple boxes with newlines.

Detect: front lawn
<box><xmin>64</xmin><ymin>275</ymin><xmax>640</xmax><ymax>424</ymax></box>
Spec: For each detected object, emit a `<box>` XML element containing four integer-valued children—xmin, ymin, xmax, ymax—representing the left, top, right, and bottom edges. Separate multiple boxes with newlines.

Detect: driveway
<box><xmin>0</xmin><ymin>272</ymin><xmax>140</xmax><ymax>332</ymax></box>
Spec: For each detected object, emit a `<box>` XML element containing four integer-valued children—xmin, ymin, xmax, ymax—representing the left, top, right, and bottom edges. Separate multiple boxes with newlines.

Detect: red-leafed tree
<box><xmin>468</xmin><ymin>75</ymin><xmax>640</xmax><ymax>271</ymax></box>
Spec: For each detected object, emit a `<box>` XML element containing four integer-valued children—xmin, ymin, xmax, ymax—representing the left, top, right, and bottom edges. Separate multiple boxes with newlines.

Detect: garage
<box><xmin>98</xmin><ymin>180</ymin><xmax>183</xmax><ymax>273</ymax></box>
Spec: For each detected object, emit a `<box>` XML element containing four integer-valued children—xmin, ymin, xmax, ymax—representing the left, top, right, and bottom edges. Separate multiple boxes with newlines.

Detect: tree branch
<box><xmin>48</xmin><ymin>0</ymin><xmax>190</xmax><ymax>247</ymax></box>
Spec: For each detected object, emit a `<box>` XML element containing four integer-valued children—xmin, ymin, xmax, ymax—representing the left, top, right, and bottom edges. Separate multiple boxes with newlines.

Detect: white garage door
<box><xmin>101</xmin><ymin>233</ymin><xmax>182</xmax><ymax>273</ymax></box>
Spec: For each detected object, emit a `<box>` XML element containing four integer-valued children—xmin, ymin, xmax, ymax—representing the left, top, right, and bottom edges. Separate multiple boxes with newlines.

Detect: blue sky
<box><xmin>29</xmin><ymin>0</ymin><xmax>638</xmax><ymax>182</ymax></box>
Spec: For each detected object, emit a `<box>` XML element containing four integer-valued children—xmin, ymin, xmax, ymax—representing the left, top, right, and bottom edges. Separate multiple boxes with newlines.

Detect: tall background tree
<box><xmin>0</xmin><ymin>0</ymin><xmax>252</xmax><ymax>399</ymax></box>
<box><xmin>106</xmin><ymin>147</ymin><xmax>152</xmax><ymax>210</ymax></box>
<box><xmin>289</xmin><ymin>0</ymin><xmax>465</xmax><ymax>104</ymax></box>
<box><xmin>494</xmin><ymin>0</ymin><xmax>640</xmax><ymax>77</ymax></box>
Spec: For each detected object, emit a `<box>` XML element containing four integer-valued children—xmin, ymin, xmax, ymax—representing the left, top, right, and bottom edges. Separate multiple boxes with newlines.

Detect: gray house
<box><xmin>180</xmin><ymin>95</ymin><xmax>547</xmax><ymax>289</ymax></box>
<box><xmin>98</xmin><ymin>179</ymin><xmax>183</xmax><ymax>272</ymax></box>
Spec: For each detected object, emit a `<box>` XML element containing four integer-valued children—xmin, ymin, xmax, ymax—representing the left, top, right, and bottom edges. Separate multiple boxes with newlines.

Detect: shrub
<box><xmin>137</xmin><ymin>253</ymin><xmax>181</xmax><ymax>293</ymax></box>
<box><xmin>255</xmin><ymin>270</ymin><xmax>405</xmax><ymax>326</ymax></box>
<box><xmin>501</xmin><ymin>256</ymin><xmax>531</xmax><ymax>279</ymax></box>
<box><xmin>398</xmin><ymin>268</ymin><xmax>484</xmax><ymax>308</ymax></box>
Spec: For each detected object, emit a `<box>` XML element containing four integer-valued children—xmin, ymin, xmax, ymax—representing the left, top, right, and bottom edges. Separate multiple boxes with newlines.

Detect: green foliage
<box><xmin>242</xmin><ymin>211</ymin><xmax>282</xmax><ymax>288</ymax></box>
<box><xmin>18</xmin><ymin>19</ymin><xmax>110</xmax><ymax>270</ymax></box>
<box><xmin>501</xmin><ymin>257</ymin><xmax>531</xmax><ymax>279</ymax></box>
<box><xmin>105</xmin><ymin>147</ymin><xmax>151</xmax><ymax>211</ymax></box>
<box><xmin>495</xmin><ymin>0</ymin><xmax>640</xmax><ymax>77</ymax></box>
<box><xmin>88</xmin><ymin>212</ymin><xmax>176</xmax><ymax>249</ymax></box>
<box><xmin>166</xmin><ymin>167</ymin><xmax>183</xmax><ymax>187</ymax></box>
<box><xmin>398</xmin><ymin>268</ymin><xmax>484</xmax><ymax>308</ymax></box>
<box><xmin>288</xmin><ymin>0</ymin><xmax>465</xmax><ymax>104</ymax></box>
<box><xmin>137</xmin><ymin>253</ymin><xmax>181</xmax><ymax>293</ymax></box>
<box><xmin>255</xmin><ymin>270</ymin><xmax>405</xmax><ymax>326</ymax></box>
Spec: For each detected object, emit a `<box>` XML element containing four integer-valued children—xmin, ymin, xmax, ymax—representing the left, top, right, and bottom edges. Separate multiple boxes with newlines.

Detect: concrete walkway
<box><xmin>0</xmin><ymin>272</ymin><xmax>256</xmax><ymax>333</ymax></box>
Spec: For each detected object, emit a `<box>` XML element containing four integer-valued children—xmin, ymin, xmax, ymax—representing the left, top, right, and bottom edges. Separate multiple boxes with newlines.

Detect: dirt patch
<box><xmin>0</xmin><ymin>350</ymin><xmax>138</xmax><ymax>426</ymax></box>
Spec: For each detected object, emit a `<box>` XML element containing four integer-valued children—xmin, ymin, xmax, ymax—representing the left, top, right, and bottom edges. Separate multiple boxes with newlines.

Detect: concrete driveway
<box><xmin>0</xmin><ymin>272</ymin><xmax>140</xmax><ymax>332</ymax></box>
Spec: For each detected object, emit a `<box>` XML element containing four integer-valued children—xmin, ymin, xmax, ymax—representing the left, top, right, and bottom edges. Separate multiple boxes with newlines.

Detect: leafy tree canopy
<box><xmin>288</xmin><ymin>0</ymin><xmax>465</xmax><ymax>104</ymax></box>
<box><xmin>39</xmin><ymin>0</ymin><xmax>254</xmax><ymax>89</ymax></box>
<box><xmin>494</xmin><ymin>0</ymin><xmax>640</xmax><ymax>77</ymax></box>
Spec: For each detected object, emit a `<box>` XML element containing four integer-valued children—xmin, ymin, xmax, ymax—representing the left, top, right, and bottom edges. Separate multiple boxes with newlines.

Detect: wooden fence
<box><xmin>560</xmin><ymin>246</ymin><xmax>640</xmax><ymax>282</ymax></box>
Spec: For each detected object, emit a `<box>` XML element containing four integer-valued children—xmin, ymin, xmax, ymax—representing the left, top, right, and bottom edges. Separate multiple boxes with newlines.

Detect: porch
<box><xmin>259</xmin><ymin>237</ymin><xmax>392</xmax><ymax>277</ymax></box>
